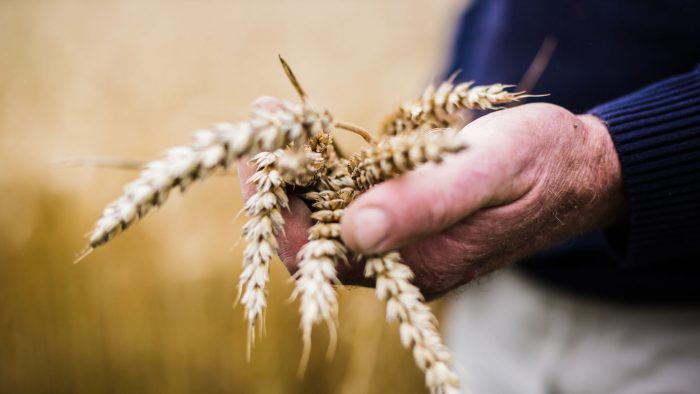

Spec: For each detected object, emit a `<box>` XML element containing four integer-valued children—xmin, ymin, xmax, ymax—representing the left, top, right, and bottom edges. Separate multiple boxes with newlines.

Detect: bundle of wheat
<box><xmin>78</xmin><ymin>57</ymin><xmax>529</xmax><ymax>394</ymax></box>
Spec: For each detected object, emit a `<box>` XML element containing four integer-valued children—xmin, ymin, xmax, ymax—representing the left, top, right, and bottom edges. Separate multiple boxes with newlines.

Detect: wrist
<box><xmin>576</xmin><ymin>114</ymin><xmax>627</xmax><ymax>228</ymax></box>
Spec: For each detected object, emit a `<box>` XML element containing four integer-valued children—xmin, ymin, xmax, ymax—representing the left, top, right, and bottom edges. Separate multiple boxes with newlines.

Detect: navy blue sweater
<box><xmin>445</xmin><ymin>0</ymin><xmax>700</xmax><ymax>303</ymax></box>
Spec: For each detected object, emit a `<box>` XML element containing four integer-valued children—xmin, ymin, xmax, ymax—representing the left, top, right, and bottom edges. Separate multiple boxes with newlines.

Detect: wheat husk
<box><xmin>381</xmin><ymin>79</ymin><xmax>530</xmax><ymax>136</ymax></box>
<box><xmin>365</xmin><ymin>252</ymin><xmax>460</xmax><ymax>394</ymax></box>
<box><xmin>291</xmin><ymin>163</ymin><xmax>357</xmax><ymax>372</ymax></box>
<box><xmin>350</xmin><ymin>129</ymin><xmax>466</xmax><ymax>191</ymax></box>
<box><xmin>236</xmin><ymin>150</ymin><xmax>288</xmax><ymax>358</ymax></box>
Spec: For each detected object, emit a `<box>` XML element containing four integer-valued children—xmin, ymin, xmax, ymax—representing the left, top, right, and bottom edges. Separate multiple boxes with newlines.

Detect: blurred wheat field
<box><xmin>0</xmin><ymin>1</ymin><xmax>466</xmax><ymax>393</ymax></box>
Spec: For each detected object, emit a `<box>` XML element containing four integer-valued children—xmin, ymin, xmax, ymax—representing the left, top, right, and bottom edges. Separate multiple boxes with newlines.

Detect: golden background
<box><xmin>0</xmin><ymin>1</ymin><xmax>465</xmax><ymax>392</ymax></box>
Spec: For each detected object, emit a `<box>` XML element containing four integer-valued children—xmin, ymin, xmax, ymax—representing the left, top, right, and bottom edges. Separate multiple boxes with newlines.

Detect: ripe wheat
<box><xmin>237</xmin><ymin>150</ymin><xmax>288</xmax><ymax>359</ymax></box>
<box><xmin>381</xmin><ymin>77</ymin><xmax>530</xmax><ymax>136</ymax></box>
<box><xmin>80</xmin><ymin>102</ymin><xmax>332</xmax><ymax>255</ymax></box>
<box><xmin>366</xmin><ymin>252</ymin><xmax>460</xmax><ymax>394</ymax></box>
<box><xmin>292</xmin><ymin>185</ymin><xmax>350</xmax><ymax>372</ymax></box>
<box><xmin>79</xmin><ymin>57</ymin><xmax>531</xmax><ymax>394</ymax></box>
<box><xmin>350</xmin><ymin>129</ymin><xmax>465</xmax><ymax>192</ymax></box>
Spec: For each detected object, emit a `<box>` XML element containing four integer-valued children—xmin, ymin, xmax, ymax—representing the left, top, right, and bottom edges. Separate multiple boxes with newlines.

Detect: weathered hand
<box><xmin>238</xmin><ymin>100</ymin><xmax>626</xmax><ymax>299</ymax></box>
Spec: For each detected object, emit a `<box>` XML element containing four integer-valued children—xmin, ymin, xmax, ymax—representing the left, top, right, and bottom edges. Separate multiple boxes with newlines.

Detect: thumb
<box><xmin>340</xmin><ymin>131</ymin><xmax>521</xmax><ymax>254</ymax></box>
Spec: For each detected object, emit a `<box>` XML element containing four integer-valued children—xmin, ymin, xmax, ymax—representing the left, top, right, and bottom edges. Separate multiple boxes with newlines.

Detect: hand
<box><xmin>239</xmin><ymin>100</ymin><xmax>626</xmax><ymax>299</ymax></box>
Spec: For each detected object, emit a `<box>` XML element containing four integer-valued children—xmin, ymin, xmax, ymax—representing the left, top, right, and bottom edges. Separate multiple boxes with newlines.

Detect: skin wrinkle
<box><xmin>341</xmin><ymin>132</ymin><xmax>528</xmax><ymax>252</ymax></box>
<box><xmin>387</xmin><ymin>186</ymin><xmax>552</xmax><ymax>297</ymax></box>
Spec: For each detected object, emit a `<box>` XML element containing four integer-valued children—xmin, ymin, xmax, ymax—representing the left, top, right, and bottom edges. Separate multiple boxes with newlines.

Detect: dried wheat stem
<box><xmin>237</xmin><ymin>150</ymin><xmax>288</xmax><ymax>359</ymax></box>
<box><xmin>80</xmin><ymin>101</ymin><xmax>333</xmax><ymax>259</ymax></box>
<box><xmin>334</xmin><ymin>121</ymin><xmax>376</xmax><ymax>144</ymax></box>
<box><xmin>56</xmin><ymin>156</ymin><xmax>147</xmax><ymax>170</ymax></box>
<box><xmin>350</xmin><ymin>129</ymin><xmax>466</xmax><ymax>191</ymax></box>
<box><xmin>279</xmin><ymin>55</ymin><xmax>309</xmax><ymax>103</ymax></box>
<box><xmin>381</xmin><ymin>80</ymin><xmax>531</xmax><ymax>135</ymax></box>
<box><xmin>291</xmin><ymin>183</ymin><xmax>355</xmax><ymax>374</ymax></box>
<box><xmin>57</xmin><ymin>156</ymin><xmax>240</xmax><ymax>177</ymax></box>
<box><xmin>365</xmin><ymin>252</ymin><xmax>460</xmax><ymax>394</ymax></box>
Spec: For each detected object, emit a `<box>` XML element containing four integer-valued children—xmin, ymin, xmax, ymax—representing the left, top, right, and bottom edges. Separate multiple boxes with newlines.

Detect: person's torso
<box><xmin>446</xmin><ymin>0</ymin><xmax>700</xmax><ymax>304</ymax></box>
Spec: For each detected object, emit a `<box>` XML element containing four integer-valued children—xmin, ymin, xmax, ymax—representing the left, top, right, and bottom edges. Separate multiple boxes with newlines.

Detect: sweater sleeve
<box><xmin>589</xmin><ymin>66</ymin><xmax>700</xmax><ymax>266</ymax></box>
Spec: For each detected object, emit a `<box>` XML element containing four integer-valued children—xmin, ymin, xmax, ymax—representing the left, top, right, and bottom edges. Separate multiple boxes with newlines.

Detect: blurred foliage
<box><xmin>0</xmin><ymin>0</ymin><xmax>463</xmax><ymax>392</ymax></box>
<box><xmin>0</xmin><ymin>178</ymin><xmax>430</xmax><ymax>393</ymax></box>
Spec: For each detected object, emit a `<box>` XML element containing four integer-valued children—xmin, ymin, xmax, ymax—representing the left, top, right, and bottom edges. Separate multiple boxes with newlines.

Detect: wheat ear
<box><xmin>292</xmin><ymin>180</ymin><xmax>355</xmax><ymax>373</ymax></box>
<box><xmin>350</xmin><ymin>129</ymin><xmax>466</xmax><ymax>191</ymax></box>
<box><xmin>365</xmin><ymin>253</ymin><xmax>460</xmax><ymax>394</ymax></box>
<box><xmin>236</xmin><ymin>150</ymin><xmax>290</xmax><ymax>359</ymax></box>
<box><xmin>381</xmin><ymin>79</ymin><xmax>531</xmax><ymax>136</ymax></box>
<box><xmin>79</xmin><ymin>101</ymin><xmax>332</xmax><ymax>260</ymax></box>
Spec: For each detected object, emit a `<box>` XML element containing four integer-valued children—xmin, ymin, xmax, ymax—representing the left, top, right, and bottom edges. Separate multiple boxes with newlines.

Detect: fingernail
<box><xmin>252</xmin><ymin>96</ymin><xmax>282</xmax><ymax>113</ymax></box>
<box><xmin>352</xmin><ymin>208</ymin><xmax>389</xmax><ymax>252</ymax></box>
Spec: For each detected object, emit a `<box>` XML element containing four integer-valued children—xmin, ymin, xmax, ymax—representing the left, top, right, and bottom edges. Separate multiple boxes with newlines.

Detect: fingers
<box><xmin>340</xmin><ymin>123</ymin><xmax>529</xmax><ymax>254</ymax></box>
<box><xmin>276</xmin><ymin>196</ymin><xmax>313</xmax><ymax>273</ymax></box>
<box><xmin>236</xmin><ymin>158</ymin><xmax>257</xmax><ymax>200</ymax></box>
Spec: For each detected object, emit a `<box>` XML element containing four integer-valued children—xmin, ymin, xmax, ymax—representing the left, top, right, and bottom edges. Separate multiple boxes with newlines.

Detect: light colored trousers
<box><xmin>444</xmin><ymin>270</ymin><xmax>700</xmax><ymax>394</ymax></box>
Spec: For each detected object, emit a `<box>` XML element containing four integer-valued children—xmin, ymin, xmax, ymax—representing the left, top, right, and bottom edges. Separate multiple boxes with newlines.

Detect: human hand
<box><xmin>239</xmin><ymin>100</ymin><xmax>626</xmax><ymax>299</ymax></box>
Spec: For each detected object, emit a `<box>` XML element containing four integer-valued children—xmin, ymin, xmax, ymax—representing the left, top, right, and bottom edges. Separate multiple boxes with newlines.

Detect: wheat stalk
<box><xmin>365</xmin><ymin>252</ymin><xmax>460</xmax><ymax>394</ymax></box>
<box><xmin>381</xmin><ymin>79</ymin><xmax>531</xmax><ymax>136</ymax></box>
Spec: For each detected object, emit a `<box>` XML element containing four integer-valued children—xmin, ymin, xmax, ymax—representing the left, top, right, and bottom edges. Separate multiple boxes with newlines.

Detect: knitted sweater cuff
<box><xmin>589</xmin><ymin>66</ymin><xmax>700</xmax><ymax>266</ymax></box>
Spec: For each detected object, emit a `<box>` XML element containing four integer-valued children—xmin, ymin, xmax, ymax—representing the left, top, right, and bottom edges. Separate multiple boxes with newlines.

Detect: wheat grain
<box><xmin>350</xmin><ymin>129</ymin><xmax>466</xmax><ymax>191</ymax></box>
<box><xmin>381</xmin><ymin>79</ymin><xmax>530</xmax><ymax>136</ymax></box>
<box><xmin>365</xmin><ymin>252</ymin><xmax>460</xmax><ymax>394</ymax></box>
<box><xmin>276</xmin><ymin>149</ymin><xmax>324</xmax><ymax>187</ymax></box>
<box><xmin>291</xmin><ymin>175</ymin><xmax>355</xmax><ymax>373</ymax></box>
